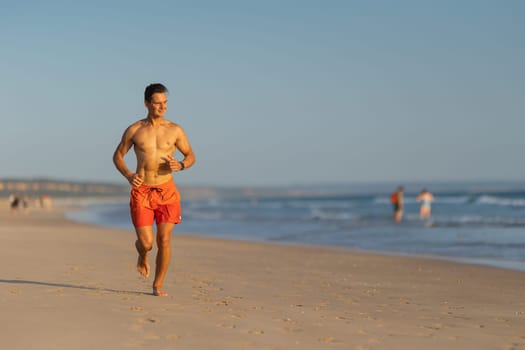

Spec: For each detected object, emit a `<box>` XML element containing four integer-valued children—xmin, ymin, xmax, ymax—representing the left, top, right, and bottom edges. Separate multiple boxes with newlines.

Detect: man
<box><xmin>113</xmin><ymin>83</ymin><xmax>195</xmax><ymax>296</ymax></box>
<box><xmin>390</xmin><ymin>186</ymin><xmax>404</xmax><ymax>223</ymax></box>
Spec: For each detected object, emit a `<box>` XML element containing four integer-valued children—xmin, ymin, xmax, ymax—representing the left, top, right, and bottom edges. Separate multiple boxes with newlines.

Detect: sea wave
<box><xmin>310</xmin><ymin>208</ymin><xmax>357</xmax><ymax>221</ymax></box>
<box><xmin>431</xmin><ymin>215</ymin><xmax>525</xmax><ymax>228</ymax></box>
<box><xmin>476</xmin><ymin>195</ymin><xmax>525</xmax><ymax>207</ymax></box>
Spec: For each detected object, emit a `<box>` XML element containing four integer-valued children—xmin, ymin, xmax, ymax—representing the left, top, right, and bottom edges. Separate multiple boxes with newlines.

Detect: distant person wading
<box><xmin>417</xmin><ymin>188</ymin><xmax>435</xmax><ymax>219</ymax></box>
<box><xmin>390</xmin><ymin>186</ymin><xmax>404</xmax><ymax>223</ymax></box>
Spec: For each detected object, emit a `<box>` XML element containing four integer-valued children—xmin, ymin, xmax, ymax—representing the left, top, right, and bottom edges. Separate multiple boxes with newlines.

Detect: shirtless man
<box><xmin>113</xmin><ymin>83</ymin><xmax>195</xmax><ymax>296</ymax></box>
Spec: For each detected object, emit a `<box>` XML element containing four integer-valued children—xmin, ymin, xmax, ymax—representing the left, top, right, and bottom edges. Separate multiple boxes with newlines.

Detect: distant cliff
<box><xmin>0</xmin><ymin>178</ymin><xmax>129</xmax><ymax>197</ymax></box>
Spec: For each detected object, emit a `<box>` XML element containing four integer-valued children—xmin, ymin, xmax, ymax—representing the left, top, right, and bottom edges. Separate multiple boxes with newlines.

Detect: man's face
<box><xmin>145</xmin><ymin>92</ymin><xmax>168</xmax><ymax>118</ymax></box>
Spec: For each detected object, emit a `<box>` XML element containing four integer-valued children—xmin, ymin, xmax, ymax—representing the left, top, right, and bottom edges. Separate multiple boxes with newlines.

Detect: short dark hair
<box><xmin>144</xmin><ymin>83</ymin><xmax>168</xmax><ymax>102</ymax></box>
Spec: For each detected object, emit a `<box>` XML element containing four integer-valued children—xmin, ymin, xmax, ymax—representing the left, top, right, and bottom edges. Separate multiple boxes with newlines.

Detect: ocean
<box><xmin>66</xmin><ymin>183</ymin><xmax>525</xmax><ymax>272</ymax></box>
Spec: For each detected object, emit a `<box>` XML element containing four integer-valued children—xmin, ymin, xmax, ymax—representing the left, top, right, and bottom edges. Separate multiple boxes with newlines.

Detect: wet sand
<box><xmin>1</xmin><ymin>206</ymin><xmax>524</xmax><ymax>349</ymax></box>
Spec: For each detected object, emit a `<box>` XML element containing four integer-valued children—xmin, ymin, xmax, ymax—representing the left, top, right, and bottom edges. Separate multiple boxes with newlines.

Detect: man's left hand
<box><xmin>162</xmin><ymin>155</ymin><xmax>184</xmax><ymax>172</ymax></box>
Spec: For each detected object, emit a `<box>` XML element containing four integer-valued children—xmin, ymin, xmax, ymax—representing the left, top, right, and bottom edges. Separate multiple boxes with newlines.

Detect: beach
<box><xmin>1</xmin><ymin>206</ymin><xmax>524</xmax><ymax>350</ymax></box>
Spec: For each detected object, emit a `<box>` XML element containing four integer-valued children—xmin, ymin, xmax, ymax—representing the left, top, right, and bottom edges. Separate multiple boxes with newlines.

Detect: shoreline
<box><xmin>62</xmin><ymin>200</ymin><xmax>525</xmax><ymax>274</ymax></box>
<box><xmin>1</xmin><ymin>207</ymin><xmax>525</xmax><ymax>349</ymax></box>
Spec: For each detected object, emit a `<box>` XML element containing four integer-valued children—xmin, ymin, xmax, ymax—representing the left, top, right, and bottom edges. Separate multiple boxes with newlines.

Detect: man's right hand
<box><xmin>128</xmin><ymin>173</ymin><xmax>144</xmax><ymax>188</ymax></box>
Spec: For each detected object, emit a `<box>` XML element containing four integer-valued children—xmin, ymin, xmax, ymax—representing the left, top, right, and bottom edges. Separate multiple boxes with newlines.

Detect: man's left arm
<box><xmin>175</xmin><ymin>127</ymin><xmax>195</xmax><ymax>170</ymax></box>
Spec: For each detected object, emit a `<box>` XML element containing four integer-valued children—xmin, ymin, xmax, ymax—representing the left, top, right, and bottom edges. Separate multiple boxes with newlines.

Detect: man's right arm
<box><xmin>113</xmin><ymin>125</ymin><xmax>143</xmax><ymax>187</ymax></box>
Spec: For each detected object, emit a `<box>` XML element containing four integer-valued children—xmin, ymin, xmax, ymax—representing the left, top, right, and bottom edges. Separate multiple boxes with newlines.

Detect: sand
<box><xmin>0</xmin><ymin>206</ymin><xmax>524</xmax><ymax>350</ymax></box>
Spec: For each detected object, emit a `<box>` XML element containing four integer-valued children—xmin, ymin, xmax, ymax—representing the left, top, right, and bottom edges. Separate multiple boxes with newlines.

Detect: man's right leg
<box><xmin>135</xmin><ymin>226</ymin><xmax>154</xmax><ymax>277</ymax></box>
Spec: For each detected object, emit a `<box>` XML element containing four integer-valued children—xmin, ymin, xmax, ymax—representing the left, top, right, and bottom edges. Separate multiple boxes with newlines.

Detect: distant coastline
<box><xmin>0</xmin><ymin>178</ymin><xmax>220</xmax><ymax>199</ymax></box>
<box><xmin>0</xmin><ymin>178</ymin><xmax>128</xmax><ymax>198</ymax></box>
<box><xmin>3</xmin><ymin>177</ymin><xmax>525</xmax><ymax>200</ymax></box>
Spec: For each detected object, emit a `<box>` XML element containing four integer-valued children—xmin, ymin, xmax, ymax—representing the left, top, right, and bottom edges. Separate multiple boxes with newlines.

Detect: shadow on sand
<box><xmin>0</xmin><ymin>279</ymin><xmax>151</xmax><ymax>296</ymax></box>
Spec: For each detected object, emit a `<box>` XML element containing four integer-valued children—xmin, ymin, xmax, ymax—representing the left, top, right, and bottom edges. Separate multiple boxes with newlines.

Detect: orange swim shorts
<box><xmin>129</xmin><ymin>180</ymin><xmax>182</xmax><ymax>227</ymax></box>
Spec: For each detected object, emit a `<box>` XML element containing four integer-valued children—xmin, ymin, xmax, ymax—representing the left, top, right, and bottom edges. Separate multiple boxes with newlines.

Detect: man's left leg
<box><xmin>153</xmin><ymin>222</ymin><xmax>174</xmax><ymax>296</ymax></box>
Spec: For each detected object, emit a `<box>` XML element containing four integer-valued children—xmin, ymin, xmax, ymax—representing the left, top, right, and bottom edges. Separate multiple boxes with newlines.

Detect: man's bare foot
<box><xmin>137</xmin><ymin>255</ymin><xmax>150</xmax><ymax>277</ymax></box>
<box><xmin>153</xmin><ymin>287</ymin><xmax>168</xmax><ymax>297</ymax></box>
<box><xmin>135</xmin><ymin>240</ymin><xmax>150</xmax><ymax>277</ymax></box>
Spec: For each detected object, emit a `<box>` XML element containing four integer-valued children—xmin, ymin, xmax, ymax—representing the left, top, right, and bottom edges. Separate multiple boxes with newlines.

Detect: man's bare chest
<box><xmin>133</xmin><ymin>127</ymin><xmax>176</xmax><ymax>153</ymax></box>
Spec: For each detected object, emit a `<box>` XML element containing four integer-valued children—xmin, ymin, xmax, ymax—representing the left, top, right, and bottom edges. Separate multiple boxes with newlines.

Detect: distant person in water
<box><xmin>113</xmin><ymin>83</ymin><xmax>195</xmax><ymax>297</ymax></box>
<box><xmin>390</xmin><ymin>186</ymin><xmax>404</xmax><ymax>223</ymax></box>
<box><xmin>416</xmin><ymin>188</ymin><xmax>434</xmax><ymax>219</ymax></box>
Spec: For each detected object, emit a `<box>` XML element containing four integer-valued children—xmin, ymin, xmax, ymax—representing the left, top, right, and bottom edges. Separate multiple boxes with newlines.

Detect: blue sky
<box><xmin>1</xmin><ymin>1</ymin><xmax>524</xmax><ymax>186</ymax></box>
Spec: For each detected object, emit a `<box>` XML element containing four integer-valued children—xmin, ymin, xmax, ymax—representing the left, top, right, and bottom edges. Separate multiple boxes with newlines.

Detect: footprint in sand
<box><xmin>281</xmin><ymin>327</ymin><xmax>303</xmax><ymax>334</ymax></box>
<box><xmin>165</xmin><ymin>335</ymin><xmax>182</xmax><ymax>341</ymax></box>
<box><xmin>314</xmin><ymin>304</ymin><xmax>329</xmax><ymax>311</ymax></box>
<box><xmin>318</xmin><ymin>336</ymin><xmax>342</xmax><ymax>344</ymax></box>
<box><xmin>143</xmin><ymin>334</ymin><xmax>161</xmax><ymax>340</ymax></box>
<box><xmin>368</xmin><ymin>338</ymin><xmax>381</xmax><ymax>344</ymax></box>
<box><xmin>129</xmin><ymin>324</ymin><xmax>143</xmax><ymax>332</ymax></box>
<box><xmin>125</xmin><ymin>340</ymin><xmax>146</xmax><ymax>348</ymax></box>
<box><xmin>277</xmin><ymin>317</ymin><xmax>298</xmax><ymax>325</ymax></box>
<box><xmin>355</xmin><ymin>346</ymin><xmax>372</xmax><ymax>350</ymax></box>
<box><xmin>216</xmin><ymin>323</ymin><xmax>236</xmax><ymax>329</ymax></box>
<box><xmin>240</xmin><ymin>341</ymin><xmax>257</xmax><ymax>347</ymax></box>
<box><xmin>130</xmin><ymin>306</ymin><xmax>144</xmax><ymax>311</ymax></box>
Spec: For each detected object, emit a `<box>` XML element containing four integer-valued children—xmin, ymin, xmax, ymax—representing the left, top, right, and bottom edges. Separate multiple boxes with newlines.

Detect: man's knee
<box><xmin>156</xmin><ymin>234</ymin><xmax>171</xmax><ymax>248</ymax></box>
<box><xmin>144</xmin><ymin>242</ymin><xmax>154</xmax><ymax>251</ymax></box>
<box><xmin>136</xmin><ymin>226</ymin><xmax>155</xmax><ymax>251</ymax></box>
<box><xmin>158</xmin><ymin>238</ymin><xmax>171</xmax><ymax>248</ymax></box>
<box><xmin>138</xmin><ymin>238</ymin><xmax>154</xmax><ymax>252</ymax></box>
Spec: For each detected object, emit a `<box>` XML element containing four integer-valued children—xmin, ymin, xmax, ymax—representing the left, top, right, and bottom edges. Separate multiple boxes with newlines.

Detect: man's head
<box><xmin>144</xmin><ymin>83</ymin><xmax>168</xmax><ymax>102</ymax></box>
<box><xmin>144</xmin><ymin>83</ymin><xmax>168</xmax><ymax>119</ymax></box>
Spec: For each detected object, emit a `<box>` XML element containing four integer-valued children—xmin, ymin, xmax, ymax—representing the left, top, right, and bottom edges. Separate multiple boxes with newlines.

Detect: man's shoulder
<box><xmin>125</xmin><ymin>118</ymin><xmax>144</xmax><ymax>126</ymax></box>
<box><xmin>163</xmin><ymin>119</ymin><xmax>180</xmax><ymax>126</ymax></box>
<box><xmin>127</xmin><ymin>118</ymin><xmax>149</xmax><ymax>129</ymax></box>
<box><xmin>121</xmin><ymin>119</ymin><xmax>147</xmax><ymax>138</ymax></box>
<box><xmin>163</xmin><ymin>119</ymin><xmax>183</xmax><ymax>131</ymax></box>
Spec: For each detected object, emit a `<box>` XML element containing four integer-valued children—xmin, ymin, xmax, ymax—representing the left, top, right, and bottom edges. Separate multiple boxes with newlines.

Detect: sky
<box><xmin>1</xmin><ymin>1</ymin><xmax>524</xmax><ymax>187</ymax></box>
